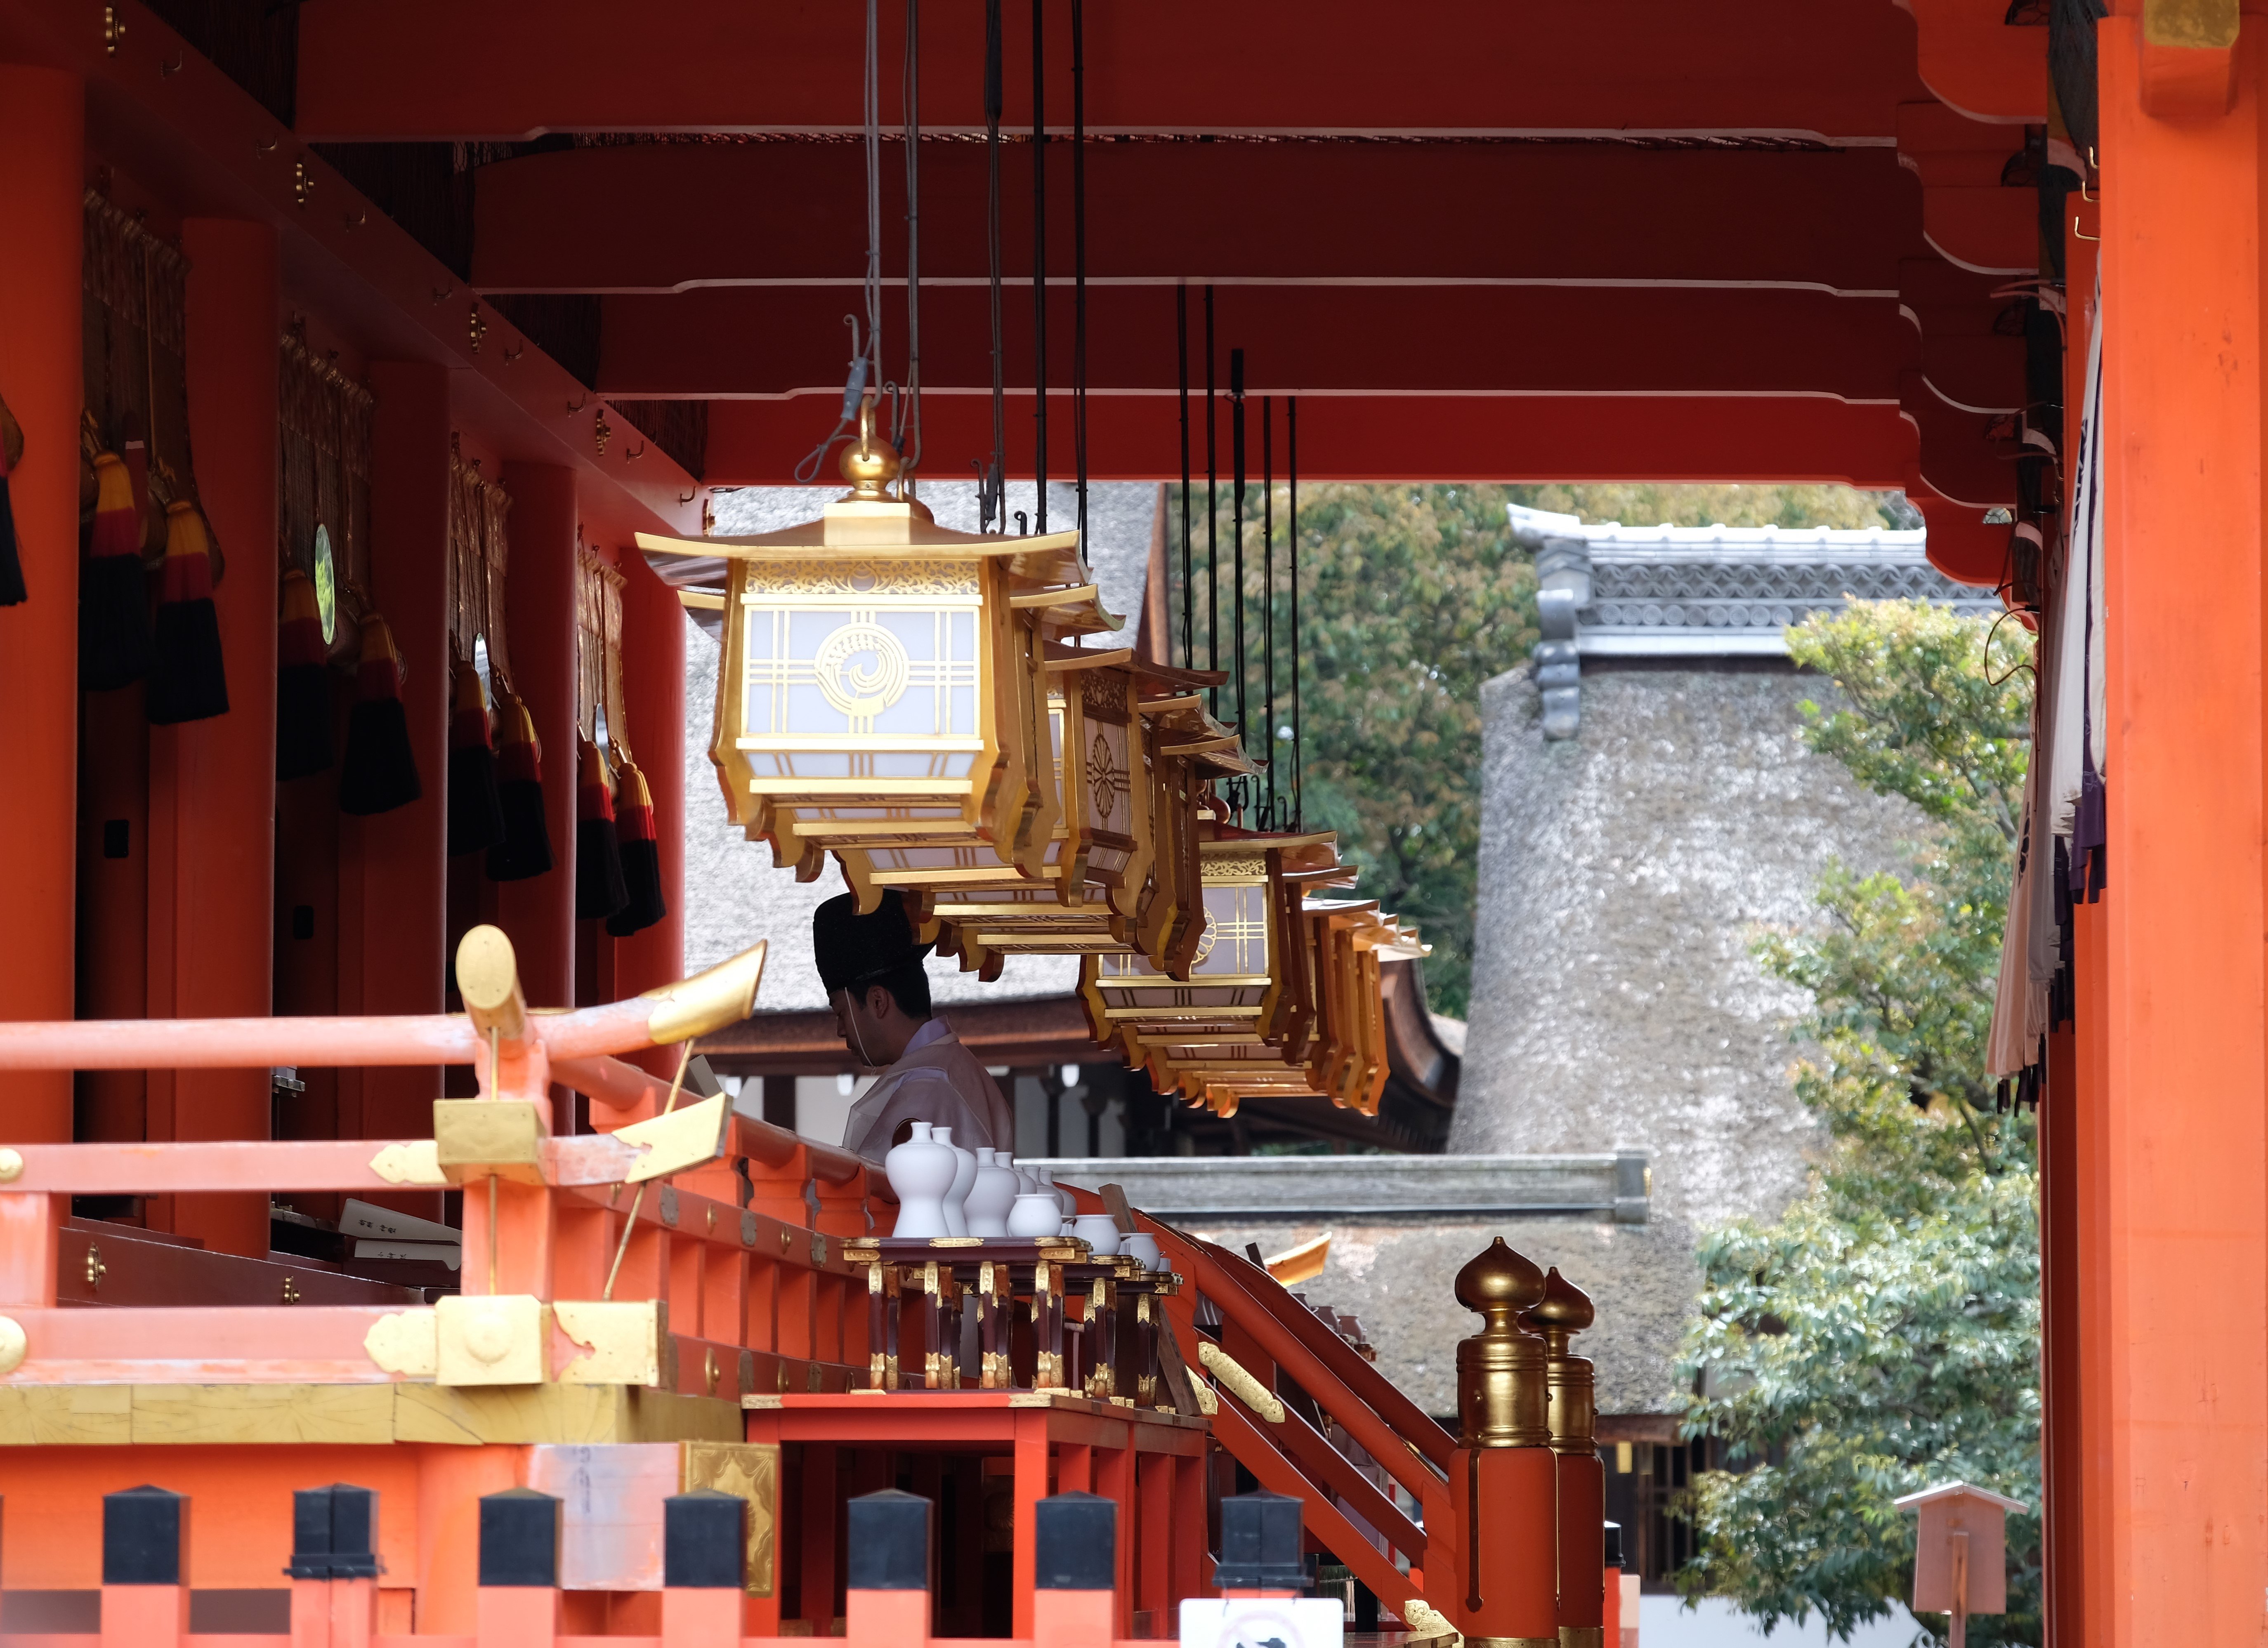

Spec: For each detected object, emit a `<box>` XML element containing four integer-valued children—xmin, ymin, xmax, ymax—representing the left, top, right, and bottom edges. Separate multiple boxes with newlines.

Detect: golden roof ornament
<box><xmin>1454</xmin><ymin>1237</ymin><xmax>1550</xmax><ymax>1448</ymax></box>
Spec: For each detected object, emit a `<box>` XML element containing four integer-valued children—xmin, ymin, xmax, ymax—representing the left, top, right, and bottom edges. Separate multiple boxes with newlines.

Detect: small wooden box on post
<box><xmin>1895</xmin><ymin>1481</ymin><xmax>2026</xmax><ymax>1648</ymax></box>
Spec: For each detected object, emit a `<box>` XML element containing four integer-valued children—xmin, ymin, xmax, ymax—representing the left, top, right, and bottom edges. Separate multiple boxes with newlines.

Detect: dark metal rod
<box><xmin>1262</xmin><ymin>394</ymin><xmax>1274</xmax><ymax>824</ymax></box>
<box><xmin>1071</xmin><ymin>0</ymin><xmax>1087</xmax><ymax>543</ymax></box>
<box><xmin>1204</xmin><ymin>285</ymin><xmax>1218</xmax><ymax>710</ymax></box>
<box><xmin>901</xmin><ymin>0</ymin><xmax>921</xmax><ymax>491</ymax></box>
<box><xmin>982</xmin><ymin>0</ymin><xmax>1005</xmax><ymax>528</ymax></box>
<box><xmin>1030</xmin><ymin>0</ymin><xmax>1046</xmax><ymax>531</ymax></box>
<box><xmin>1289</xmin><ymin>396</ymin><xmax>1300</xmax><ymax>828</ymax></box>
<box><xmin>1178</xmin><ymin>286</ymin><xmax>1192</xmax><ymax>671</ymax></box>
<box><xmin>1231</xmin><ymin>347</ymin><xmax>1247</xmax><ymax>777</ymax></box>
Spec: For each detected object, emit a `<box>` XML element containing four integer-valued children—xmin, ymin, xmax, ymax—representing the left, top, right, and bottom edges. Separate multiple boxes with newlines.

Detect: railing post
<box><xmin>663</xmin><ymin>1487</ymin><xmax>748</xmax><ymax>1648</ymax></box>
<box><xmin>1034</xmin><ymin>1492</ymin><xmax>1117</xmax><ymax>1648</ymax></box>
<box><xmin>101</xmin><ymin>1485</ymin><xmax>189</xmax><ymax>1648</ymax></box>
<box><xmin>846</xmin><ymin>1489</ymin><xmax>932</xmax><ymax>1648</ymax></box>
<box><xmin>1215</xmin><ymin>1490</ymin><xmax>1305</xmax><ymax>1598</ymax></box>
<box><xmin>1602</xmin><ymin>1522</ymin><xmax>1625</xmax><ymax>1648</ymax></box>
<box><xmin>1528</xmin><ymin>1268</ymin><xmax>1604</xmax><ymax>1648</ymax></box>
<box><xmin>1447</xmin><ymin>1238</ymin><xmax>1558</xmax><ymax>1646</ymax></box>
<box><xmin>288</xmin><ymin>1484</ymin><xmax>381</xmax><ymax>1648</ymax></box>
<box><xmin>477</xmin><ymin>1487</ymin><xmax>561</xmax><ymax>1648</ymax></box>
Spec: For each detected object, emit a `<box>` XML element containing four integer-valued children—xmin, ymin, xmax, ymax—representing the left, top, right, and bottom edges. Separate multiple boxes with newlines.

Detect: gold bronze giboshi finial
<box><xmin>1521</xmin><ymin>1265</ymin><xmax>1598</xmax><ymax>1455</ymax></box>
<box><xmin>840</xmin><ymin>396</ymin><xmax>902</xmax><ymax>501</ymax></box>
<box><xmin>1454</xmin><ymin>1236</ymin><xmax>1550</xmax><ymax>1448</ymax></box>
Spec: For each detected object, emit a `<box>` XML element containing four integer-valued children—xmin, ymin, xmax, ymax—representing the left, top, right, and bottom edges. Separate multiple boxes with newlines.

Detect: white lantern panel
<box><xmin>740</xmin><ymin>605</ymin><xmax>980</xmax><ymax>743</ymax></box>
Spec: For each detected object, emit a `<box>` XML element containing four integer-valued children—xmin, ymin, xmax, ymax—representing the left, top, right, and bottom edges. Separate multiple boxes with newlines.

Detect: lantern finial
<box><xmin>840</xmin><ymin>396</ymin><xmax>902</xmax><ymax>500</ymax></box>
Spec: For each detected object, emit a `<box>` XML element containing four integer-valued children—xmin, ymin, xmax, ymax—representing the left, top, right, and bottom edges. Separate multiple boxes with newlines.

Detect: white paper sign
<box><xmin>1180</xmin><ymin>1597</ymin><xmax>1345</xmax><ymax>1648</ymax></box>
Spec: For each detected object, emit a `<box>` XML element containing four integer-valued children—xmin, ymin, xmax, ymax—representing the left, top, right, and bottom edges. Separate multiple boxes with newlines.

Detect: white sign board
<box><xmin>1180</xmin><ymin>1597</ymin><xmax>1346</xmax><ymax>1648</ymax></box>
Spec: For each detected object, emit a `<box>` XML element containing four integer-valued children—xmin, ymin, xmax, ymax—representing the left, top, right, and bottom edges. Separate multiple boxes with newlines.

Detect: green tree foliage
<box><xmin>1675</xmin><ymin>601</ymin><xmax>2041</xmax><ymax>1645</ymax></box>
<box><xmin>1161</xmin><ymin>481</ymin><xmax>1910</xmax><ymax>1016</ymax></box>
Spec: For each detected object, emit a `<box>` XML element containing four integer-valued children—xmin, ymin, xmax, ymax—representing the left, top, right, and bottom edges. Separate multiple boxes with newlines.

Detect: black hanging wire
<box><xmin>1177</xmin><ymin>287</ymin><xmax>1192</xmax><ymax>670</ymax></box>
<box><xmin>1230</xmin><ymin>347</ymin><xmax>1247</xmax><ymax>813</ymax></box>
<box><xmin>1071</xmin><ymin>0</ymin><xmax>1088</xmax><ymax>542</ymax></box>
<box><xmin>1204</xmin><ymin>285</ymin><xmax>1218</xmax><ymax>713</ymax></box>
<box><xmin>979</xmin><ymin>0</ymin><xmax>1006</xmax><ymax>528</ymax></box>
<box><xmin>795</xmin><ymin>0</ymin><xmax>884</xmax><ymax>479</ymax></box>
<box><xmin>1289</xmin><ymin>395</ymin><xmax>1301</xmax><ymax>829</ymax></box>
<box><xmin>1262</xmin><ymin>395</ymin><xmax>1274</xmax><ymax>826</ymax></box>
<box><xmin>1030</xmin><ymin>0</ymin><xmax>1047</xmax><ymax>531</ymax></box>
<box><xmin>897</xmin><ymin>0</ymin><xmax>922</xmax><ymax>489</ymax></box>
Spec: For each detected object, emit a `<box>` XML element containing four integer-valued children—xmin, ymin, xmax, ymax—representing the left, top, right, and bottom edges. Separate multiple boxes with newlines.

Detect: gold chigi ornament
<box><xmin>637</xmin><ymin>399</ymin><xmax>1122</xmax><ymax>907</ymax></box>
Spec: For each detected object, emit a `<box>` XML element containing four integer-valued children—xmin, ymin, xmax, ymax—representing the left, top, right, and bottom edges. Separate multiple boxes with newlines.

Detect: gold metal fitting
<box><xmin>0</xmin><ymin>1315</ymin><xmax>26</xmax><ymax>1375</ymax></box>
<box><xmin>642</xmin><ymin>939</ymin><xmax>768</xmax><ymax>1044</ymax></box>
<box><xmin>839</xmin><ymin>397</ymin><xmax>902</xmax><ymax>500</ymax></box>
<box><xmin>0</xmin><ymin>1147</ymin><xmax>23</xmax><ymax>1183</ymax></box>
<box><xmin>1522</xmin><ymin>1266</ymin><xmax>1598</xmax><ymax>1455</ymax></box>
<box><xmin>1454</xmin><ymin>1237</ymin><xmax>1550</xmax><ymax>1448</ymax></box>
<box><xmin>456</xmin><ymin>924</ymin><xmax>528</xmax><ymax>1040</ymax></box>
<box><xmin>434</xmin><ymin>1099</ymin><xmax>547</xmax><ymax>1184</ymax></box>
<box><xmin>85</xmin><ymin>1244</ymin><xmax>106</xmax><ymax>1291</ymax></box>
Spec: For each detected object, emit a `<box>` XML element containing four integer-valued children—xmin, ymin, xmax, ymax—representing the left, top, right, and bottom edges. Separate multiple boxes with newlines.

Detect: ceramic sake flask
<box><xmin>1039</xmin><ymin>1165</ymin><xmax>1075</xmax><ymax>1216</ymax></box>
<box><xmin>933</xmin><ymin>1126</ymin><xmax>977</xmax><ymax>1238</ymax></box>
<box><xmin>885</xmin><ymin>1122</ymin><xmax>957</xmax><ymax>1239</ymax></box>
<box><xmin>1121</xmin><ymin>1233</ymin><xmax>1164</xmax><ymax>1272</ymax></box>
<box><xmin>1013</xmin><ymin>1161</ymin><xmax>1041</xmax><ymax>1196</ymax></box>
<box><xmin>1008</xmin><ymin>1191</ymin><xmax>1067</xmax><ymax>1238</ymax></box>
<box><xmin>965</xmin><ymin>1148</ymin><xmax>1020</xmax><ymax>1238</ymax></box>
<box><xmin>1071</xmin><ymin>1213</ymin><xmax>1123</xmax><ymax>1256</ymax></box>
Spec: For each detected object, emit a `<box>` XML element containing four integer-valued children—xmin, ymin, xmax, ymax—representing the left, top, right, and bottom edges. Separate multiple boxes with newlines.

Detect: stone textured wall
<box><xmin>1444</xmin><ymin>664</ymin><xmax>1925</xmax><ymax>1409</ymax></box>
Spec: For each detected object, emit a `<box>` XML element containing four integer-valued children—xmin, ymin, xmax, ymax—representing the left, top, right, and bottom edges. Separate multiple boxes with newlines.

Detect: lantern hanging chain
<box><xmin>1230</xmin><ymin>347</ymin><xmax>1248</xmax><ymax>809</ymax></box>
<box><xmin>897</xmin><ymin>0</ymin><xmax>922</xmax><ymax>491</ymax></box>
<box><xmin>1204</xmin><ymin>284</ymin><xmax>1218</xmax><ymax>714</ymax></box>
<box><xmin>792</xmin><ymin>0</ymin><xmax>886</xmax><ymax>481</ymax></box>
<box><xmin>1263</xmin><ymin>394</ymin><xmax>1275</xmax><ymax>826</ymax></box>
<box><xmin>1071</xmin><ymin>0</ymin><xmax>1088</xmax><ymax>544</ymax></box>
<box><xmin>980</xmin><ymin>0</ymin><xmax>1006</xmax><ymax>530</ymax></box>
<box><xmin>1289</xmin><ymin>395</ymin><xmax>1301</xmax><ymax>829</ymax></box>
<box><xmin>1178</xmin><ymin>285</ymin><xmax>1192</xmax><ymax>671</ymax></box>
<box><xmin>1030</xmin><ymin>0</ymin><xmax>1047</xmax><ymax>533</ymax></box>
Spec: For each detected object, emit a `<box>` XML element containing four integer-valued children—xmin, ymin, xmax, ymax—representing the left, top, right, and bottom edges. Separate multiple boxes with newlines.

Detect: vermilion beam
<box><xmin>472</xmin><ymin>142</ymin><xmax>1933</xmax><ymax>296</ymax></box>
<box><xmin>600</xmin><ymin>283</ymin><xmax>1914</xmax><ymax>401</ymax></box>
<box><xmin>296</xmin><ymin>0</ymin><xmax>1931</xmax><ymax>141</ymax></box>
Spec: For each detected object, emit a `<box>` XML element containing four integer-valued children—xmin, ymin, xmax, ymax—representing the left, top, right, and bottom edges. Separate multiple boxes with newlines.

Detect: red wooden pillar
<box><xmin>0</xmin><ymin>65</ymin><xmax>83</xmax><ymax>1143</ymax></box>
<box><xmin>615</xmin><ymin>547</ymin><xmax>686</xmax><ymax>1002</ymax></box>
<box><xmin>340</xmin><ymin>362</ymin><xmax>449</xmax><ymax>1195</ymax></box>
<box><xmin>2089</xmin><ymin>19</ymin><xmax>2268</xmax><ymax>1647</ymax></box>
<box><xmin>494</xmin><ymin>462</ymin><xmax>578</xmax><ymax>1016</ymax></box>
<box><xmin>148</xmin><ymin>219</ymin><xmax>279</xmax><ymax>1257</ymax></box>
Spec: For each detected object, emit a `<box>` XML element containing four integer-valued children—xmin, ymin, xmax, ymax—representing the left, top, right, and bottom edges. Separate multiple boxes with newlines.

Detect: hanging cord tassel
<box><xmin>980</xmin><ymin>0</ymin><xmax>1006</xmax><ymax>529</ymax></box>
<box><xmin>0</xmin><ymin>391</ymin><xmax>26</xmax><ymax>606</ymax></box>
<box><xmin>1177</xmin><ymin>288</ymin><xmax>1192</xmax><ymax>670</ymax></box>
<box><xmin>1030</xmin><ymin>0</ymin><xmax>1047</xmax><ymax>532</ymax></box>
<box><xmin>1071</xmin><ymin>0</ymin><xmax>1088</xmax><ymax>543</ymax></box>
<box><xmin>1288</xmin><ymin>396</ymin><xmax>1301</xmax><ymax>830</ymax></box>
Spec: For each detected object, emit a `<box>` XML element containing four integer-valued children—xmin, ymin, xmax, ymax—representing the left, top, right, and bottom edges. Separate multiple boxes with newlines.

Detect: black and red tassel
<box><xmin>145</xmin><ymin>497</ymin><xmax>229</xmax><ymax>724</ymax></box>
<box><xmin>604</xmin><ymin>757</ymin><xmax>668</xmax><ymax>937</ymax></box>
<box><xmin>446</xmin><ymin>660</ymin><xmax>506</xmax><ymax>856</ymax></box>
<box><xmin>575</xmin><ymin>740</ymin><xmax>628</xmax><ymax>922</ymax></box>
<box><xmin>0</xmin><ymin>391</ymin><xmax>28</xmax><ymax>606</ymax></box>
<box><xmin>486</xmin><ymin>688</ymin><xmax>554</xmax><ymax>882</ymax></box>
<box><xmin>80</xmin><ymin>449</ymin><xmax>152</xmax><ymax>689</ymax></box>
<box><xmin>275</xmin><ymin>567</ymin><xmax>333</xmax><ymax>779</ymax></box>
<box><xmin>338</xmin><ymin>611</ymin><xmax>421</xmax><ymax>816</ymax></box>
